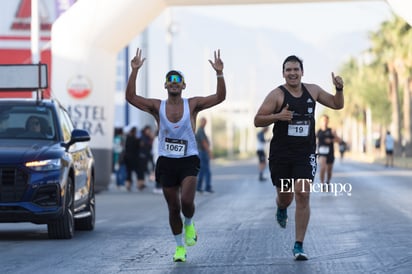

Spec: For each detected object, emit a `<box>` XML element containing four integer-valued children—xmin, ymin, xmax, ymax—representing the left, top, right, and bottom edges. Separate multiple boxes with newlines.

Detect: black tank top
<box><xmin>317</xmin><ymin>128</ymin><xmax>334</xmax><ymax>157</ymax></box>
<box><xmin>269</xmin><ymin>84</ymin><xmax>316</xmax><ymax>161</ymax></box>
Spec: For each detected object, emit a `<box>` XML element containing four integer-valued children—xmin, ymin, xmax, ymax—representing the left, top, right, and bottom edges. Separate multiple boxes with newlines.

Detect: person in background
<box><xmin>338</xmin><ymin>140</ymin><xmax>347</xmax><ymax>162</ymax></box>
<box><xmin>196</xmin><ymin>117</ymin><xmax>213</xmax><ymax>193</ymax></box>
<box><xmin>142</xmin><ymin>125</ymin><xmax>155</xmax><ymax>177</ymax></box>
<box><xmin>316</xmin><ymin>114</ymin><xmax>341</xmax><ymax>191</ymax></box>
<box><xmin>124</xmin><ymin>126</ymin><xmax>144</xmax><ymax>191</ymax></box>
<box><xmin>151</xmin><ymin>129</ymin><xmax>162</xmax><ymax>194</ymax></box>
<box><xmin>137</xmin><ymin>125</ymin><xmax>154</xmax><ymax>191</ymax></box>
<box><xmin>256</xmin><ymin>127</ymin><xmax>269</xmax><ymax>181</ymax></box>
<box><xmin>26</xmin><ymin>116</ymin><xmax>42</xmax><ymax>134</ymax></box>
<box><xmin>385</xmin><ymin>130</ymin><xmax>394</xmax><ymax>167</ymax></box>
<box><xmin>22</xmin><ymin>115</ymin><xmax>46</xmax><ymax>137</ymax></box>
<box><xmin>113</xmin><ymin>127</ymin><xmax>126</xmax><ymax>190</ymax></box>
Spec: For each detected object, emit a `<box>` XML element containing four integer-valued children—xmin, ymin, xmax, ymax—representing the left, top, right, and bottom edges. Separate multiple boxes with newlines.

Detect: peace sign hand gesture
<box><xmin>131</xmin><ymin>48</ymin><xmax>146</xmax><ymax>70</ymax></box>
<box><xmin>208</xmin><ymin>49</ymin><xmax>224</xmax><ymax>74</ymax></box>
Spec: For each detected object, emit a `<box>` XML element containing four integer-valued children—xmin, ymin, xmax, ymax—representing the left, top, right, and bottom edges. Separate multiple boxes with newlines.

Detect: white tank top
<box><xmin>158</xmin><ymin>98</ymin><xmax>199</xmax><ymax>158</ymax></box>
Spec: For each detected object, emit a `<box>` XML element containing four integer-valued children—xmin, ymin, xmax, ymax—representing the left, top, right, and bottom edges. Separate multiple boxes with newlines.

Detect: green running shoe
<box><xmin>184</xmin><ymin>222</ymin><xmax>198</xmax><ymax>246</ymax></box>
<box><xmin>293</xmin><ymin>242</ymin><xmax>308</xmax><ymax>261</ymax></box>
<box><xmin>173</xmin><ymin>246</ymin><xmax>187</xmax><ymax>262</ymax></box>
<box><xmin>276</xmin><ymin>208</ymin><xmax>288</xmax><ymax>228</ymax></box>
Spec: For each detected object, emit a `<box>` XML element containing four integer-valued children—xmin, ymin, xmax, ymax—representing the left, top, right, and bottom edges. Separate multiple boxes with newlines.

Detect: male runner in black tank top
<box><xmin>317</xmin><ymin>114</ymin><xmax>341</xmax><ymax>191</ymax></box>
<box><xmin>254</xmin><ymin>55</ymin><xmax>344</xmax><ymax>260</ymax></box>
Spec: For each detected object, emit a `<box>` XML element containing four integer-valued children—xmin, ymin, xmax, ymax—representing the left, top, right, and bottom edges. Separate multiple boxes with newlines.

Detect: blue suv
<box><xmin>0</xmin><ymin>98</ymin><xmax>95</xmax><ymax>239</ymax></box>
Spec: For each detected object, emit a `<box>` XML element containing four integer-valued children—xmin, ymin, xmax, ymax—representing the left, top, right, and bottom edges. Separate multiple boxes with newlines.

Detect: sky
<box><xmin>120</xmin><ymin>0</ymin><xmax>394</xmax><ymax>127</ymax></box>
<box><xmin>187</xmin><ymin>1</ymin><xmax>392</xmax><ymax>45</ymax></box>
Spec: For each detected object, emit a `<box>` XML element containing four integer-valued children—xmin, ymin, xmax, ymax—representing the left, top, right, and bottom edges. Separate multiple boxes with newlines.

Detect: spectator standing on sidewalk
<box><xmin>151</xmin><ymin>129</ymin><xmax>163</xmax><ymax>194</ymax></box>
<box><xmin>256</xmin><ymin>127</ymin><xmax>269</xmax><ymax>181</ymax></box>
<box><xmin>113</xmin><ymin>127</ymin><xmax>126</xmax><ymax>189</ymax></box>
<box><xmin>196</xmin><ymin>117</ymin><xmax>214</xmax><ymax>193</ymax></box>
<box><xmin>124</xmin><ymin>126</ymin><xmax>145</xmax><ymax>191</ymax></box>
<box><xmin>138</xmin><ymin>125</ymin><xmax>154</xmax><ymax>189</ymax></box>
<box><xmin>385</xmin><ymin>131</ymin><xmax>394</xmax><ymax>167</ymax></box>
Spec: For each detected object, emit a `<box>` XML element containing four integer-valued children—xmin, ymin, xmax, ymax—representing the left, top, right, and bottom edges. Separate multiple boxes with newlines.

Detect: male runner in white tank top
<box><xmin>126</xmin><ymin>48</ymin><xmax>226</xmax><ymax>262</ymax></box>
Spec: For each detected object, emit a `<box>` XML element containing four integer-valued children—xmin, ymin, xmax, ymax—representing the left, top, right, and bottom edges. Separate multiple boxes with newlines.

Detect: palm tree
<box><xmin>328</xmin><ymin>14</ymin><xmax>411</xmax><ymax>157</ymax></box>
<box><xmin>368</xmin><ymin>15</ymin><xmax>404</xmax><ymax>155</ymax></box>
<box><xmin>396</xmin><ymin>19</ymin><xmax>412</xmax><ymax>156</ymax></box>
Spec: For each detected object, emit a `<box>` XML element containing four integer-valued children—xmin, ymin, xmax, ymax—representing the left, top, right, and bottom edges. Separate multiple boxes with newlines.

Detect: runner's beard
<box><xmin>168</xmin><ymin>91</ymin><xmax>181</xmax><ymax>97</ymax></box>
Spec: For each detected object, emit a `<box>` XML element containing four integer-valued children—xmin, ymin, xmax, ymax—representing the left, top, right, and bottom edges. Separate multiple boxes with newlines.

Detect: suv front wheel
<box><xmin>75</xmin><ymin>176</ymin><xmax>95</xmax><ymax>231</ymax></box>
<box><xmin>47</xmin><ymin>177</ymin><xmax>74</xmax><ymax>239</ymax></box>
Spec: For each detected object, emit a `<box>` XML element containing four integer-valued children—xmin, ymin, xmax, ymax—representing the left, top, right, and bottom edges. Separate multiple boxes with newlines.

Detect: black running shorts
<box><xmin>269</xmin><ymin>153</ymin><xmax>317</xmax><ymax>188</ymax></box>
<box><xmin>257</xmin><ymin>150</ymin><xmax>266</xmax><ymax>163</ymax></box>
<box><xmin>155</xmin><ymin>155</ymin><xmax>200</xmax><ymax>188</ymax></box>
<box><xmin>318</xmin><ymin>153</ymin><xmax>335</xmax><ymax>164</ymax></box>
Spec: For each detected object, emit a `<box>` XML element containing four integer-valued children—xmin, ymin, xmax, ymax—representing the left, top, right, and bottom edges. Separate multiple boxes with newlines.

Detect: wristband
<box><xmin>217</xmin><ymin>74</ymin><xmax>224</xmax><ymax>78</ymax></box>
<box><xmin>336</xmin><ymin>87</ymin><xmax>343</xmax><ymax>92</ymax></box>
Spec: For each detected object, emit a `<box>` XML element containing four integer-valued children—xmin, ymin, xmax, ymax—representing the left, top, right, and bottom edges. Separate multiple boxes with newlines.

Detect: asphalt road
<box><xmin>1</xmin><ymin>158</ymin><xmax>412</xmax><ymax>274</ymax></box>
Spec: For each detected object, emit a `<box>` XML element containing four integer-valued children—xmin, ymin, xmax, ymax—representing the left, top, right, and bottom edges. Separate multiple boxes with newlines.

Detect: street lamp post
<box><xmin>31</xmin><ymin>0</ymin><xmax>39</xmax><ymax>64</ymax></box>
<box><xmin>166</xmin><ymin>8</ymin><xmax>178</xmax><ymax>70</ymax></box>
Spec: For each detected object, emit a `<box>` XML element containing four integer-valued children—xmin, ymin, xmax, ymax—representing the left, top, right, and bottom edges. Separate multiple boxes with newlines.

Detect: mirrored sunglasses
<box><xmin>166</xmin><ymin>74</ymin><xmax>183</xmax><ymax>83</ymax></box>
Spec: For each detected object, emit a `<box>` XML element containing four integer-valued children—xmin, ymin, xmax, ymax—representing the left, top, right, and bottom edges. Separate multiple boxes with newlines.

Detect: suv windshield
<box><xmin>0</xmin><ymin>105</ymin><xmax>56</xmax><ymax>140</ymax></box>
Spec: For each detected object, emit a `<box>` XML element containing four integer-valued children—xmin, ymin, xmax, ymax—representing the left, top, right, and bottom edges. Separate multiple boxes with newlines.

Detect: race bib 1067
<box><xmin>164</xmin><ymin>138</ymin><xmax>188</xmax><ymax>156</ymax></box>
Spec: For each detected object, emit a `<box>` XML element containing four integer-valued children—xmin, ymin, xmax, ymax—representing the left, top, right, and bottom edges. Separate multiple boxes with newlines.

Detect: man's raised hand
<box><xmin>331</xmin><ymin>72</ymin><xmax>344</xmax><ymax>90</ymax></box>
<box><xmin>208</xmin><ymin>49</ymin><xmax>224</xmax><ymax>73</ymax></box>
<box><xmin>131</xmin><ymin>48</ymin><xmax>146</xmax><ymax>70</ymax></box>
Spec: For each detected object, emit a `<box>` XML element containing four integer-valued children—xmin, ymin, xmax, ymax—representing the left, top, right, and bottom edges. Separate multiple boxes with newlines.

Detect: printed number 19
<box><xmin>295</xmin><ymin>126</ymin><xmax>303</xmax><ymax>133</ymax></box>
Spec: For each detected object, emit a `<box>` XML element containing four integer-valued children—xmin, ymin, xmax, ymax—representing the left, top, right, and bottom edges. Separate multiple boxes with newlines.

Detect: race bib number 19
<box><xmin>288</xmin><ymin>120</ymin><xmax>310</xmax><ymax>137</ymax></box>
<box><xmin>165</xmin><ymin>138</ymin><xmax>187</xmax><ymax>156</ymax></box>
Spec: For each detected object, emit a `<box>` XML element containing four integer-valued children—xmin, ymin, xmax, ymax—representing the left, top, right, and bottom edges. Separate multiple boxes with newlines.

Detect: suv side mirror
<box><xmin>63</xmin><ymin>129</ymin><xmax>91</xmax><ymax>149</ymax></box>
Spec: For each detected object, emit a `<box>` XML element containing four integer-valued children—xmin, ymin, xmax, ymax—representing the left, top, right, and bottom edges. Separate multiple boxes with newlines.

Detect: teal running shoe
<box><xmin>276</xmin><ymin>208</ymin><xmax>288</xmax><ymax>228</ymax></box>
<box><xmin>293</xmin><ymin>242</ymin><xmax>308</xmax><ymax>261</ymax></box>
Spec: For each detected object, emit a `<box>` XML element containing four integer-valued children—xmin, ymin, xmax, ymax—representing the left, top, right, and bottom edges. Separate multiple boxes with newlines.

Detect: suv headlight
<box><xmin>25</xmin><ymin>159</ymin><xmax>61</xmax><ymax>171</ymax></box>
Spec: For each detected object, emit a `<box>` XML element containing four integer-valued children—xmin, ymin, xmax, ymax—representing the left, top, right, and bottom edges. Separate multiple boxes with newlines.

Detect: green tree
<box><xmin>322</xmin><ymin>14</ymin><xmax>412</xmax><ymax>157</ymax></box>
<box><xmin>396</xmin><ymin>19</ymin><xmax>412</xmax><ymax>156</ymax></box>
<box><xmin>368</xmin><ymin>15</ymin><xmax>410</xmax><ymax>155</ymax></box>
